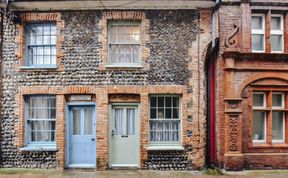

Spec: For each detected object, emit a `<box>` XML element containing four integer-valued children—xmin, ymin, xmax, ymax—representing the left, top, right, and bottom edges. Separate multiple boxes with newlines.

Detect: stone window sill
<box><xmin>19</xmin><ymin>65</ymin><xmax>57</xmax><ymax>70</ymax></box>
<box><xmin>146</xmin><ymin>145</ymin><xmax>184</xmax><ymax>151</ymax></box>
<box><xmin>19</xmin><ymin>146</ymin><xmax>57</xmax><ymax>152</ymax></box>
<box><xmin>105</xmin><ymin>64</ymin><xmax>143</xmax><ymax>70</ymax></box>
<box><xmin>251</xmin><ymin>143</ymin><xmax>288</xmax><ymax>149</ymax></box>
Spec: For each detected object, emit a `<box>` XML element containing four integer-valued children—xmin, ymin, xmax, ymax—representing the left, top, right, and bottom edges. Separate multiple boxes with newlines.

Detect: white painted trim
<box><xmin>252</xmin><ymin>111</ymin><xmax>266</xmax><ymax>143</ymax></box>
<box><xmin>110</xmin><ymin>164</ymin><xmax>138</xmax><ymax>167</ymax></box>
<box><xmin>270</xmin><ymin>14</ymin><xmax>284</xmax><ymax>53</ymax></box>
<box><xmin>252</xmin><ymin>92</ymin><xmax>266</xmax><ymax>109</ymax></box>
<box><xmin>68</xmin><ymin>164</ymin><xmax>96</xmax><ymax>168</ymax></box>
<box><xmin>251</xmin><ymin>14</ymin><xmax>265</xmax><ymax>53</ymax></box>
<box><xmin>272</xmin><ymin>111</ymin><xmax>285</xmax><ymax>143</ymax></box>
<box><xmin>19</xmin><ymin>146</ymin><xmax>57</xmax><ymax>151</ymax></box>
<box><xmin>272</xmin><ymin>92</ymin><xmax>285</xmax><ymax>109</ymax></box>
<box><xmin>146</xmin><ymin>145</ymin><xmax>184</xmax><ymax>151</ymax></box>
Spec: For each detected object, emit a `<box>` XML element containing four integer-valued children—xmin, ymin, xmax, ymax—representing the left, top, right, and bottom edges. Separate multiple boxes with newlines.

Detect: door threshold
<box><xmin>68</xmin><ymin>164</ymin><xmax>96</xmax><ymax>169</ymax></box>
<box><xmin>110</xmin><ymin>164</ymin><xmax>139</xmax><ymax>169</ymax></box>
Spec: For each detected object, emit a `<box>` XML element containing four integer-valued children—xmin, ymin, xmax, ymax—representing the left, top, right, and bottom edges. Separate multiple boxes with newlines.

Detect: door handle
<box><xmin>112</xmin><ymin>130</ymin><xmax>115</xmax><ymax>136</ymax></box>
<box><xmin>121</xmin><ymin>135</ymin><xmax>128</xmax><ymax>138</ymax></box>
<box><xmin>91</xmin><ymin>138</ymin><xmax>95</xmax><ymax>141</ymax></box>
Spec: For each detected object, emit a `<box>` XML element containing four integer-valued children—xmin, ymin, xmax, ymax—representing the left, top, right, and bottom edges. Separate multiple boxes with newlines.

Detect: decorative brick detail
<box><xmin>98</xmin><ymin>11</ymin><xmax>150</xmax><ymax>70</ymax></box>
<box><xmin>15</xmin><ymin>13</ymin><xmax>65</xmax><ymax>71</ymax></box>
<box><xmin>229</xmin><ymin>117</ymin><xmax>238</xmax><ymax>151</ymax></box>
<box><xmin>224</xmin><ymin>24</ymin><xmax>240</xmax><ymax>51</ymax></box>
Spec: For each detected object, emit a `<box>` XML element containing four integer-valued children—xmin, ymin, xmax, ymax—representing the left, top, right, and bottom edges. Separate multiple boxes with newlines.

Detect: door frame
<box><xmin>108</xmin><ymin>103</ymin><xmax>140</xmax><ymax>168</ymax></box>
<box><xmin>65</xmin><ymin>102</ymin><xmax>97</xmax><ymax>168</ymax></box>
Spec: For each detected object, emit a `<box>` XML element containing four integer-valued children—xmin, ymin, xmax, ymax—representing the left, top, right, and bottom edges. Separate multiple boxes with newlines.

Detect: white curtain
<box><xmin>30</xmin><ymin>96</ymin><xmax>53</xmax><ymax>142</ymax></box>
<box><xmin>127</xmin><ymin>109</ymin><xmax>135</xmax><ymax>135</ymax></box>
<box><xmin>114</xmin><ymin>109</ymin><xmax>123</xmax><ymax>135</ymax></box>
<box><xmin>150</xmin><ymin>121</ymin><xmax>179</xmax><ymax>142</ymax></box>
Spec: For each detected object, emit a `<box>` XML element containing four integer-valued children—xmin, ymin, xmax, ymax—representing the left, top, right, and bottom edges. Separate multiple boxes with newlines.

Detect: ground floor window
<box><xmin>149</xmin><ymin>95</ymin><xmax>181</xmax><ymax>145</ymax></box>
<box><xmin>252</xmin><ymin>91</ymin><xmax>286</xmax><ymax>144</ymax></box>
<box><xmin>25</xmin><ymin>95</ymin><xmax>56</xmax><ymax>146</ymax></box>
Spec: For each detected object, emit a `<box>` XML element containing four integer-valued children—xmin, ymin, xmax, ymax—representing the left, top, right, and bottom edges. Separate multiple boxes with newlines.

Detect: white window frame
<box><xmin>272</xmin><ymin>92</ymin><xmax>285</xmax><ymax>109</ymax></box>
<box><xmin>252</xmin><ymin>14</ymin><xmax>265</xmax><ymax>53</ymax></box>
<box><xmin>272</xmin><ymin>112</ymin><xmax>285</xmax><ymax>143</ymax></box>
<box><xmin>252</xmin><ymin>92</ymin><xmax>267</xmax><ymax>143</ymax></box>
<box><xmin>270</xmin><ymin>14</ymin><xmax>284</xmax><ymax>53</ymax></box>
<box><xmin>107</xmin><ymin>21</ymin><xmax>142</xmax><ymax>68</ymax></box>
<box><xmin>272</xmin><ymin>92</ymin><xmax>285</xmax><ymax>143</ymax></box>
<box><xmin>148</xmin><ymin>95</ymin><xmax>182</xmax><ymax>146</ymax></box>
<box><xmin>253</xmin><ymin>92</ymin><xmax>266</xmax><ymax>110</ymax></box>
<box><xmin>252</xmin><ymin>111</ymin><xmax>267</xmax><ymax>143</ymax></box>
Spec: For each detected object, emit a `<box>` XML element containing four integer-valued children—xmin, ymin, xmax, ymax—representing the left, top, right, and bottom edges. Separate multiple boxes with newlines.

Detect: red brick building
<box><xmin>210</xmin><ymin>0</ymin><xmax>288</xmax><ymax>170</ymax></box>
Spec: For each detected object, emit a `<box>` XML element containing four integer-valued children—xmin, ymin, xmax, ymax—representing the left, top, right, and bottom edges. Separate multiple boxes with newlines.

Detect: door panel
<box><xmin>110</xmin><ymin>105</ymin><xmax>139</xmax><ymax>167</ymax></box>
<box><xmin>68</xmin><ymin>105</ymin><xmax>96</xmax><ymax>168</ymax></box>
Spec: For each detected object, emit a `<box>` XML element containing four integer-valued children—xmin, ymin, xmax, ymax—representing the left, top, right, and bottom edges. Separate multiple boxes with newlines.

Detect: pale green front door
<box><xmin>110</xmin><ymin>105</ymin><xmax>139</xmax><ymax>167</ymax></box>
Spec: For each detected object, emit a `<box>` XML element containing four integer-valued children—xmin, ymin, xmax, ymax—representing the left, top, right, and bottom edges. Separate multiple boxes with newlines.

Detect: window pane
<box><xmin>252</xmin><ymin>34</ymin><xmax>264</xmax><ymax>51</ymax></box>
<box><xmin>43</xmin><ymin>26</ymin><xmax>50</xmax><ymax>35</ymax></box>
<box><xmin>271</xmin><ymin>35</ymin><xmax>282</xmax><ymax>52</ymax></box>
<box><xmin>84</xmin><ymin>108</ymin><xmax>93</xmax><ymax>135</ymax></box>
<box><xmin>157</xmin><ymin>109</ymin><xmax>164</xmax><ymax>119</ymax></box>
<box><xmin>272</xmin><ymin>111</ymin><xmax>284</xmax><ymax>141</ymax></box>
<box><xmin>173</xmin><ymin>97</ymin><xmax>179</xmax><ymax>107</ymax></box>
<box><xmin>150</xmin><ymin>97</ymin><xmax>157</xmax><ymax>107</ymax></box>
<box><xmin>173</xmin><ymin>109</ymin><xmax>179</xmax><ymax>118</ymax></box>
<box><xmin>28</xmin><ymin>96</ymin><xmax>56</xmax><ymax>143</ymax></box>
<box><xmin>150</xmin><ymin>109</ymin><xmax>156</xmax><ymax>119</ymax></box>
<box><xmin>252</xmin><ymin>16</ymin><xmax>263</xmax><ymax>29</ymax></box>
<box><xmin>51</xmin><ymin>26</ymin><xmax>56</xmax><ymax>35</ymax></box>
<box><xmin>30</xmin><ymin>121</ymin><xmax>50</xmax><ymax>131</ymax></box>
<box><xmin>165</xmin><ymin>108</ymin><xmax>172</xmax><ymax>119</ymax></box>
<box><xmin>149</xmin><ymin>120</ymin><xmax>179</xmax><ymax>142</ymax></box>
<box><xmin>158</xmin><ymin>97</ymin><xmax>164</xmax><ymax>107</ymax></box>
<box><xmin>271</xmin><ymin>17</ymin><xmax>281</xmax><ymax>30</ymax></box>
<box><xmin>253</xmin><ymin>111</ymin><xmax>266</xmax><ymax>141</ymax></box>
<box><xmin>51</xmin><ymin>36</ymin><xmax>56</xmax><ymax>45</ymax></box>
<box><xmin>165</xmin><ymin>97</ymin><xmax>172</xmax><ymax>107</ymax></box>
<box><xmin>272</xmin><ymin>93</ymin><xmax>283</xmax><ymax>107</ymax></box>
<box><xmin>114</xmin><ymin>109</ymin><xmax>123</xmax><ymax>135</ymax></box>
<box><xmin>253</xmin><ymin>93</ymin><xmax>265</xmax><ymax>107</ymax></box>
<box><xmin>127</xmin><ymin>109</ymin><xmax>135</xmax><ymax>135</ymax></box>
<box><xmin>44</xmin><ymin>36</ymin><xmax>50</xmax><ymax>45</ymax></box>
<box><xmin>36</xmin><ymin>35</ymin><xmax>43</xmax><ymax>45</ymax></box>
<box><xmin>72</xmin><ymin>109</ymin><xmax>81</xmax><ymax>135</ymax></box>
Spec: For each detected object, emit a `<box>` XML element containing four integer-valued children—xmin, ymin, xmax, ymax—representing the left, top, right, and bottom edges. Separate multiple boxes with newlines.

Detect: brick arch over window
<box><xmin>237</xmin><ymin>73</ymin><xmax>288</xmax><ymax>97</ymax></box>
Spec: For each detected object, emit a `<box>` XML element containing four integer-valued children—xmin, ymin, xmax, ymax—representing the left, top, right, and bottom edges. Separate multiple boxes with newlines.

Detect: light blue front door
<box><xmin>67</xmin><ymin>105</ymin><xmax>96</xmax><ymax>168</ymax></box>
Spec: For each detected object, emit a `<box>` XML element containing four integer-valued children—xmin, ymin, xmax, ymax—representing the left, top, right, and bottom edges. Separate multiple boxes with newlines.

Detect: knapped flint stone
<box><xmin>1</xmin><ymin>10</ymin><xmax>199</xmax><ymax>169</ymax></box>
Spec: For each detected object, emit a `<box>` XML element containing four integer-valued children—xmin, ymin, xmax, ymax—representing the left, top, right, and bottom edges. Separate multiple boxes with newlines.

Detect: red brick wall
<box><xmin>215</xmin><ymin>1</ymin><xmax>288</xmax><ymax>170</ymax></box>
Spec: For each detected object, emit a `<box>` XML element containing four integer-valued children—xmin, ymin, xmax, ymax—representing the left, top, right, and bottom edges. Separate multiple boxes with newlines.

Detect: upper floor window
<box><xmin>26</xmin><ymin>23</ymin><xmax>57</xmax><ymax>67</ymax></box>
<box><xmin>252</xmin><ymin>91</ymin><xmax>286</xmax><ymax>144</ymax></box>
<box><xmin>108</xmin><ymin>21</ymin><xmax>141</xmax><ymax>66</ymax></box>
<box><xmin>252</xmin><ymin>14</ymin><xmax>284</xmax><ymax>53</ymax></box>
<box><xmin>270</xmin><ymin>15</ymin><xmax>284</xmax><ymax>53</ymax></box>
<box><xmin>149</xmin><ymin>96</ymin><xmax>181</xmax><ymax>145</ymax></box>
<box><xmin>252</xmin><ymin>14</ymin><xmax>265</xmax><ymax>52</ymax></box>
<box><xmin>26</xmin><ymin>95</ymin><xmax>56</xmax><ymax>146</ymax></box>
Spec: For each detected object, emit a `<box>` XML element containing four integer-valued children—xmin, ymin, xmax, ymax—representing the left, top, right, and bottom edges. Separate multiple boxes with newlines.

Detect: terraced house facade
<box><xmin>0</xmin><ymin>0</ymin><xmax>215</xmax><ymax>170</ymax></box>
<box><xmin>1</xmin><ymin>0</ymin><xmax>288</xmax><ymax>171</ymax></box>
<box><xmin>213</xmin><ymin>0</ymin><xmax>288</xmax><ymax>170</ymax></box>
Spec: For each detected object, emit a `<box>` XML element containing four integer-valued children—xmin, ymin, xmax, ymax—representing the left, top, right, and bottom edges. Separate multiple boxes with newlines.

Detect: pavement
<box><xmin>1</xmin><ymin>169</ymin><xmax>288</xmax><ymax>178</ymax></box>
